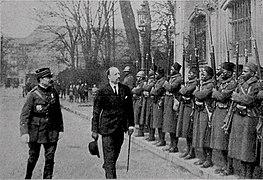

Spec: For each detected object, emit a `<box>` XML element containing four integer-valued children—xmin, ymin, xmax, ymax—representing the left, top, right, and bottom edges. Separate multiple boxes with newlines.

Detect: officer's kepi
<box><xmin>36</xmin><ymin>68</ymin><xmax>53</xmax><ymax>79</ymax></box>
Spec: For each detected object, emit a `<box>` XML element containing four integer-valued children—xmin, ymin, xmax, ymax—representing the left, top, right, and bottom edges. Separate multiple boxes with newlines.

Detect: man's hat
<box><xmin>172</xmin><ymin>62</ymin><xmax>182</xmax><ymax>71</ymax></box>
<box><xmin>136</xmin><ymin>70</ymin><xmax>145</xmax><ymax>77</ymax></box>
<box><xmin>204</xmin><ymin>66</ymin><xmax>214</xmax><ymax>77</ymax></box>
<box><xmin>88</xmin><ymin>140</ymin><xmax>100</xmax><ymax>158</ymax></box>
<box><xmin>123</xmin><ymin>66</ymin><xmax>131</xmax><ymax>72</ymax></box>
<box><xmin>222</xmin><ymin>62</ymin><xmax>235</xmax><ymax>72</ymax></box>
<box><xmin>245</xmin><ymin>62</ymin><xmax>257</xmax><ymax>73</ymax></box>
<box><xmin>189</xmin><ymin>67</ymin><xmax>198</xmax><ymax>75</ymax></box>
<box><xmin>35</xmin><ymin>68</ymin><xmax>53</xmax><ymax>79</ymax></box>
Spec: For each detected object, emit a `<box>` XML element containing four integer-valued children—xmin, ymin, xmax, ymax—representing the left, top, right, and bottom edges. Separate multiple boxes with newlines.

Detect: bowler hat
<box><xmin>88</xmin><ymin>140</ymin><xmax>100</xmax><ymax>158</ymax></box>
<box><xmin>35</xmin><ymin>68</ymin><xmax>53</xmax><ymax>79</ymax></box>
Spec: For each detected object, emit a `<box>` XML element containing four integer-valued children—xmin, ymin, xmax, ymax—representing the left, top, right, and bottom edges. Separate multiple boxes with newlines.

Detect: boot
<box><xmin>169</xmin><ymin>134</ymin><xmax>178</xmax><ymax>153</ymax></box>
<box><xmin>184</xmin><ymin>146</ymin><xmax>196</xmax><ymax>160</ymax></box>
<box><xmin>180</xmin><ymin>138</ymin><xmax>191</xmax><ymax>158</ymax></box>
<box><xmin>43</xmin><ymin>160</ymin><xmax>54</xmax><ymax>179</ymax></box>
<box><xmin>135</xmin><ymin>125</ymin><xmax>144</xmax><ymax>137</ymax></box>
<box><xmin>239</xmin><ymin>161</ymin><xmax>247</xmax><ymax>179</ymax></box>
<box><xmin>147</xmin><ymin>128</ymin><xmax>155</xmax><ymax>141</ymax></box>
<box><xmin>220</xmin><ymin>157</ymin><xmax>234</xmax><ymax>176</ymax></box>
<box><xmin>245</xmin><ymin>162</ymin><xmax>255</xmax><ymax>179</ymax></box>
<box><xmin>156</xmin><ymin>128</ymin><xmax>166</xmax><ymax>146</ymax></box>
<box><xmin>201</xmin><ymin>148</ymin><xmax>213</xmax><ymax>168</ymax></box>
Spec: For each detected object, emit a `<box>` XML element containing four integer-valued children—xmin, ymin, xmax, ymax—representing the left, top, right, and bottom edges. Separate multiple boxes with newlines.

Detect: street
<box><xmin>0</xmin><ymin>87</ymin><xmax>198</xmax><ymax>179</ymax></box>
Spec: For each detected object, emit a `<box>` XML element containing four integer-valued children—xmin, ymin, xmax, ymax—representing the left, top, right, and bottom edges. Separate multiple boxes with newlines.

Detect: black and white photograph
<box><xmin>1</xmin><ymin>0</ymin><xmax>263</xmax><ymax>179</ymax></box>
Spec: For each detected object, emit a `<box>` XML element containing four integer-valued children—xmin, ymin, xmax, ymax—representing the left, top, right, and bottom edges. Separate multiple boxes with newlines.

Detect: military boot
<box><xmin>135</xmin><ymin>125</ymin><xmax>144</xmax><ymax>137</ymax></box>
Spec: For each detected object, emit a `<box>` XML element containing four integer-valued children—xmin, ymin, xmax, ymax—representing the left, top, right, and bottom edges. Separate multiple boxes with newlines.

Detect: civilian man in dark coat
<box><xmin>20</xmin><ymin>68</ymin><xmax>64</xmax><ymax>179</ymax></box>
<box><xmin>91</xmin><ymin>67</ymin><xmax>135</xmax><ymax>179</ymax></box>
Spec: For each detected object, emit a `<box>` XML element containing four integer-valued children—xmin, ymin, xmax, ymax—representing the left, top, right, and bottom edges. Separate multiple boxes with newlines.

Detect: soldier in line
<box><xmin>162</xmin><ymin>62</ymin><xmax>183</xmax><ymax>153</ymax></box>
<box><xmin>192</xmin><ymin>66</ymin><xmax>215</xmax><ymax>168</ymax></box>
<box><xmin>209</xmin><ymin>62</ymin><xmax>237</xmax><ymax>175</ymax></box>
<box><xmin>141</xmin><ymin>65</ymin><xmax>157</xmax><ymax>141</ymax></box>
<box><xmin>150</xmin><ymin>67</ymin><xmax>166</xmax><ymax>147</ymax></box>
<box><xmin>257</xmin><ymin>84</ymin><xmax>263</xmax><ymax>169</ymax></box>
<box><xmin>122</xmin><ymin>66</ymin><xmax>135</xmax><ymax>90</ymax></box>
<box><xmin>20</xmin><ymin>68</ymin><xmax>64</xmax><ymax>179</ymax></box>
<box><xmin>228</xmin><ymin>62</ymin><xmax>261</xmax><ymax>179</ymax></box>
<box><xmin>132</xmin><ymin>71</ymin><xmax>146</xmax><ymax>137</ymax></box>
<box><xmin>177</xmin><ymin>67</ymin><xmax>198</xmax><ymax>160</ymax></box>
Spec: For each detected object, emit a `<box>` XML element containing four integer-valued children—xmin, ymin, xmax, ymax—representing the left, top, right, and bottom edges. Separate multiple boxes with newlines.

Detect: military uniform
<box><xmin>20</xmin><ymin>68</ymin><xmax>63</xmax><ymax>179</ymax></box>
<box><xmin>192</xmin><ymin>68</ymin><xmax>215</xmax><ymax>168</ymax></box>
<box><xmin>162</xmin><ymin>73</ymin><xmax>182</xmax><ymax>152</ymax></box>
<box><xmin>132</xmin><ymin>72</ymin><xmax>146</xmax><ymax>136</ymax></box>
<box><xmin>140</xmin><ymin>75</ymin><xmax>156</xmax><ymax>140</ymax></box>
<box><xmin>257</xmin><ymin>89</ymin><xmax>263</xmax><ymax>167</ymax></box>
<box><xmin>122</xmin><ymin>72</ymin><xmax>135</xmax><ymax>90</ymax></box>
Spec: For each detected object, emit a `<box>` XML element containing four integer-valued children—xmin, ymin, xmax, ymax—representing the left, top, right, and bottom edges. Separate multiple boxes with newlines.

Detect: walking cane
<box><xmin>127</xmin><ymin>133</ymin><xmax>131</xmax><ymax>172</ymax></box>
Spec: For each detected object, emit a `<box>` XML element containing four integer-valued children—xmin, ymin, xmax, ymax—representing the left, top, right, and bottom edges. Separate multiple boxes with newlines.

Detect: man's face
<box><xmin>200</xmin><ymin>69</ymin><xmax>209</xmax><ymax>81</ymax></box>
<box><xmin>40</xmin><ymin>76</ymin><xmax>52</xmax><ymax>88</ymax></box>
<box><xmin>108</xmin><ymin>67</ymin><xmax>120</xmax><ymax>84</ymax></box>
<box><xmin>221</xmin><ymin>69</ymin><xmax>233</xmax><ymax>80</ymax></box>
<box><xmin>241</xmin><ymin>66</ymin><xmax>254</xmax><ymax>81</ymax></box>
<box><xmin>188</xmin><ymin>71</ymin><xmax>197</xmax><ymax>80</ymax></box>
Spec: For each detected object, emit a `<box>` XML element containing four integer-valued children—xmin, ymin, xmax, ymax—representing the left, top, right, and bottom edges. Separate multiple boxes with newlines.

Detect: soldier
<box><xmin>150</xmin><ymin>67</ymin><xmax>166</xmax><ymax>147</ymax></box>
<box><xmin>162</xmin><ymin>62</ymin><xmax>183</xmax><ymax>153</ymax></box>
<box><xmin>122</xmin><ymin>66</ymin><xmax>135</xmax><ymax>90</ymax></box>
<box><xmin>132</xmin><ymin>71</ymin><xmax>146</xmax><ymax>137</ymax></box>
<box><xmin>228</xmin><ymin>62</ymin><xmax>261</xmax><ymax>179</ymax></box>
<box><xmin>209</xmin><ymin>62</ymin><xmax>237</xmax><ymax>175</ymax></box>
<box><xmin>192</xmin><ymin>66</ymin><xmax>215</xmax><ymax>168</ymax></box>
<box><xmin>20</xmin><ymin>68</ymin><xmax>64</xmax><ymax>179</ymax></box>
<box><xmin>257</xmin><ymin>86</ymin><xmax>263</xmax><ymax>169</ymax></box>
<box><xmin>177</xmin><ymin>67</ymin><xmax>198</xmax><ymax>159</ymax></box>
<box><xmin>141</xmin><ymin>65</ymin><xmax>157</xmax><ymax>141</ymax></box>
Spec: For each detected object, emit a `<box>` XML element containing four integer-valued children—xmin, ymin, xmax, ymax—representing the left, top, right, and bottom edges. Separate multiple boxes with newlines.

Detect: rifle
<box><xmin>182</xmin><ymin>45</ymin><xmax>186</xmax><ymax>85</ymax></box>
<box><xmin>245</xmin><ymin>49</ymin><xmax>248</xmax><ymax>63</ymax></box>
<box><xmin>222</xmin><ymin>42</ymin><xmax>239</xmax><ymax>134</ymax></box>
<box><xmin>167</xmin><ymin>48</ymin><xmax>172</xmax><ymax>79</ymax></box>
<box><xmin>225</xmin><ymin>30</ymin><xmax>230</xmax><ymax>62</ymax></box>
<box><xmin>145</xmin><ymin>53</ymin><xmax>149</xmax><ymax>80</ymax></box>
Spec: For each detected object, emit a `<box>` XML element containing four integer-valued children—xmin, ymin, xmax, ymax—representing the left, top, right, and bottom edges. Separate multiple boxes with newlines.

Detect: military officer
<box><xmin>228</xmin><ymin>62</ymin><xmax>261</xmax><ymax>179</ymax></box>
<box><xmin>162</xmin><ymin>62</ymin><xmax>183</xmax><ymax>153</ymax></box>
<box><xmin>177</xmin><ymin>67</ymin><xmax>198</xmax><ymax>159</ymax></box>
<box><xmin>192</xmin><ymin>66</ymin><xmax>215</xmax><ymax>168</ymax></box>
<box><xmin>150</xmin><ymin>67</ymin><xmax>166</xmax><ymax>146</ymax></box>
<box><xmin>20</xmin><ymin>68</ymin><xmax>64</xmax><ymax>179</ymax></box>
<box><xmin>209</xmin><ymin>62</ymin><xmax>237</xmax><ymax>175</ymax></box>
<box><xmin>122</xmin><ymin>66</ymin><xmax>135</xmax><ymax>90</ymax></box>
<box><xmin>132</xmin><ymin>70</ymin><xmax>146</xmax><ymax>137</ymax></box>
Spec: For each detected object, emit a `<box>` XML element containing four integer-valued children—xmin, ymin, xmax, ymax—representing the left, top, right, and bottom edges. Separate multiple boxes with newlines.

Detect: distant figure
<box><xmin>20</xmin><ymin>68</ymin><xmax>63</xmax><ymax>179</ymax></box>
<box><xmin>84</xmin><ymin>83</ymin><xmax>89</xmax><ymax>103</ymax></box>
<box><xmin>69</xmin><ymin>84</ymin><xmax>74</xmax><ymax>103</ymax></box>
<box><xmin>91</xmin><ymin>84</ymin><xmax>98</xmax><ymax>98</ymax></box>
<box><xmin>122</xmin><ymin>66</ymin><xmax>135</xmax><ymax>90</ymax></box>
<box><xmin>91</xmin><ymin>67</ymin><xmax>134</xmax><ymax>179</ymax></box>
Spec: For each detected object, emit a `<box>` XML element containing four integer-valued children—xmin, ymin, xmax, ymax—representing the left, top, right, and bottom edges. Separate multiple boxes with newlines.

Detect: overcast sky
<box><xmin>1</xmin><ymin>0</ymin><xmax>143</xmax><ymax>38</ymax></box>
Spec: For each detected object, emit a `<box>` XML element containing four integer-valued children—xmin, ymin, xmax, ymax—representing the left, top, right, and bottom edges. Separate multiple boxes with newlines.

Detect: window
<box><xmin>230</xmin><ymin>0</ymin><xmax>251</xmax><ymax>55</ymax></box>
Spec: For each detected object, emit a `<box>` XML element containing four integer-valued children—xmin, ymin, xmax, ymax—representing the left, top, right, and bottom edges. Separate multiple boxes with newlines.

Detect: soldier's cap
<box><xmin>172</xmin><ymin>62</ymin><xmax>182</xmax><ymax>71</ymax></box>
<box><xmin>189</xmin><ymin>67</ymin><xmax>198</xmax><ymax>75</ymax></box>
<box><xmin>36</xmin><ymin>68</ymin><xmax>53</xmax><ymax>79</ymax></box>
<box><xmin>244</xmin><ymin>62</ymin><xmax>257</xmax><ymax>73</ymax></box>
<box><xmin>222</xmin><ymin>62</ymin><xmax>235</xmax><ymax>72</ymax></box>
<box><xmin>123</xmin><ymin>66</ymin><xmax>131</xmax><ymax>72</ymax></box>
<box><xmin>88</xmin><ymin>140</ymin><xmax>100</xmax><ymax>158</ymax></box>
<box><xmin>157</xmin><ymin>67</ymin><xmax>165</xmax><ymax>76</ymax></box>
<box><xmin>136</xmin><ymin>70</ymin><xmax>145</xmax><ymax>77</ymax></box>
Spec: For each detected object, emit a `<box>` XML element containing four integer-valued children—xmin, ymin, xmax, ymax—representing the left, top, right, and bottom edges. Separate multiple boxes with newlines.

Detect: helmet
<box><xmin>123</xmin><ymin>66</ymin><xmax>131</xmax><ymax>72</ymax></box>
<box><xmin>136</xmin><ymin>71</ymin><xmax>145</xmax><ymax>77</ymax></box>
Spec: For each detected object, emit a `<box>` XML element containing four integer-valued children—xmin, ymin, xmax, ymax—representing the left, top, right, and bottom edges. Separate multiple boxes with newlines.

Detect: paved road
<box><xmin>0</xmin><ymin>87</ymin><xmax>198</xmax><ymax>179</ymax></box>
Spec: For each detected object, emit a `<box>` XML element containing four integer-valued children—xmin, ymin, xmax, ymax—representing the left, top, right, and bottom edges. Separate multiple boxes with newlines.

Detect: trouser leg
<box><xmin>168</xmin><ymin>133</ymin><xmax>178</xmax><ymax>153</ymax></box>
<box><xmin>43</xmin><ymin>143</ymin><xmax>57</xmax><ymax>179</ymax></box>
<box><xmin>148</xmin><ymin>128</ymin><xmax>155</xmax><ymax>141</ymax></box>
<box><xmin>25</xmin><ymin>143</ymin><xmax>41</xmax><ymax>179</ymax></box>
<box><xmin>240</xmin><ymin>161</ymin><xmax>247</xmax><ymax>179</ymax></box>
<box><xmin>136</xmin><ymin>125</ymin><xmax>144</xmax><ymax>137</ymax></box>
<box><xmin>245</xmin><ymin>161</ymin><xmax>255</xmax><ymax>179</ymax></box>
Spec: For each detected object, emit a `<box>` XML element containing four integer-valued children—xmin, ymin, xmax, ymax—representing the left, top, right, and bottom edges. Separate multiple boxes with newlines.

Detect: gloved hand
<box><xmin>21</xmin><ymin>134</ymin><xmax>29</xmax><ymax>143</ymax></box>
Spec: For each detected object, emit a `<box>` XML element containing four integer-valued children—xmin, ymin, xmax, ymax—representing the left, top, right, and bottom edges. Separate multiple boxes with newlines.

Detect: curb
<box><xmin>61</xmin><ymin>104</ymin><xmax>236</xmax><ymax>179</ymax></box>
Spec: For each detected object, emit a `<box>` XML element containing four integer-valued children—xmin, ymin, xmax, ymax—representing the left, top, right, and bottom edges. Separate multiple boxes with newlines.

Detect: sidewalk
<box><xmin>60</xmin><ymin>99</ymin><xmax>236</xmax><ymax>179</ymax></box>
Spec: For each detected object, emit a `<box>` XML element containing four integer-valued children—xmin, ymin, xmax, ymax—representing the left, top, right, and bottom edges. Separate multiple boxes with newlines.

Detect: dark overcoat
<box><xmin>258</xmin><ymin>90</ymin><xmax>263</xmax><ymax>167</ymax></box>
<box><xmin>20</xmin><ymin>85</ymin><xmax>64</xmax><ymax>143</ymax></box>
<box><xmin>192</xmin><ymin>78</ymin><xmax>214</xmax><ymax>149</ymax></box>
<box><xmin>140</xmin><ymin>76</ymin><xmax>155</xmax><ymax>128</ymax></box>
<box><xmin>176</xmin><ymin>78</ymin><xmax>198</xmax><ymax>138</ymax></box>
<box><xmin>132</xmin><ymin>79</ymin><xmax>145</xmax><ymax>125</ymax></box>
<box><xmin>162</xmin><ymin>74</ymin><xmax>182</xmax><ymax>133</ymax></box>
<box><xmin>91</xmin><ymin>83</ymin><xmax>135</xmax><ymax>135</ymax></box>
<box><xmin>210</xmin><ymin>76</ymin><xmax>237</xmax><ymax>150</ymax></box>
<box><xmin>228</xmin><ymin>77</ymin><xmax>260</xmax><ymax>162</ymax></box>
<box><xmin>150</xmin><ymin>77</ymin><xmax>166</xmax><ymax>129</ymax></box>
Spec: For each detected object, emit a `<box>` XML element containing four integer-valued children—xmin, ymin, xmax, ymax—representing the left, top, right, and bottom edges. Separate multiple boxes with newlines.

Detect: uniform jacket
<box><xmin>132</xmin><ymin>79</ymin><xmax>145</xmax><ymax>99</ymax></box>
<box><xmin>142</xmin><ymin>76</ymin><xmax>155</xmax><ymax>96</ymax></box>
<box><xmin>163</xmin><ymin>73</ymin><xmax>182</xmax><ymax>98</ymax></box>
<box><xmin>179</xmin><ymin>78</ymin><xmax>198</xmax><ymax>98</ymax></box>
<box><xmin>122</xmin><ymin>74</ymin><xmax>135</xmax><ymax>90</ymax></box>
<box><xmin>20</xmin><ymin>85</ymin><xmax>64</xmax><ymax>143</ymax></box>
<box><xmin>150</xmin><ymin>77</ymin><xmax>166</xmax><ymax>103</ymax></box>
<box><xmin>91</xmin><ymin>83</ymin><xmax>135</xmax><ymax>135</ymax></box>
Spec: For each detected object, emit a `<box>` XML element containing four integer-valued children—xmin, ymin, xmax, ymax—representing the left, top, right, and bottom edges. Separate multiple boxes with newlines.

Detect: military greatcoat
<box><xmin>257</xmin><ymin>89</ymin><xmax>263</xmax><ymax>167</ymax></box>
<box><xmin>132</xmin><ymin>79</ymin><xmax>145</xmax><ymax>125</ymax></box>
<box><xmin>162</xmin><ymin>74</ymin><xmax>182</xmax><ymax>133</ymax></box>
<box><xmin>176</xmin><ymin>78</ymin><xmax>198</xmax><ymax>138</ymax></box>
<box><xmin>228</xmin><ymin>76</ymin><xmax>260</xmax><ymax>162</ymax></box>
<box><xmin>20</xmin><ymin>85</ymin><xmax>64</xmax><ymax>143</ymax></box>
<box><xmin>192</xmin><ymin>78</ymin><xmax>214</xmax><ymax>149</ymax></box>
<box><xmin>210</xmin><ymin>76</ymin><xmax>237</xmax><ymax>150</ymax></box>
<box><xmin>140</xmin><ymin>76</ymin><xmax>155</xmax><ymax>128</ymax></box>
<box><xmin>150</xmin><ymin>77</ymin><xmax>166</xmax><ymax>129</ymax></box>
